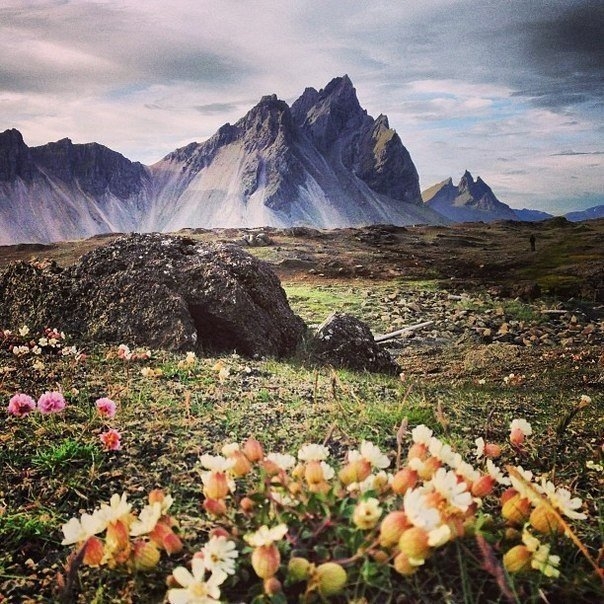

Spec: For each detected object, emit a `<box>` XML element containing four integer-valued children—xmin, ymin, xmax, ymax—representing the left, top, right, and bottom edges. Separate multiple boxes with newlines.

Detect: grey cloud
<box><xmin>551</xmin><ymin>150</ymin><xmax>604</xmax><ymax>156</ymax></box>
<box><xmin>195</xmin><ymin>102</ymin><xmax>241</xmax><ymax>114</ymax></box>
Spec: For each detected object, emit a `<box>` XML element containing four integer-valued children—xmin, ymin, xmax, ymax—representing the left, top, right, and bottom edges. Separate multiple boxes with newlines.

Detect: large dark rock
<box><xmin>0</xmin><ymin>233</ymin><xmax>305</xmax><ymax>356</ymax></box>
<box><xmin>308</xmin><ymin>312</ymin><xmax>400</xmax><ymax>374</ymax></box>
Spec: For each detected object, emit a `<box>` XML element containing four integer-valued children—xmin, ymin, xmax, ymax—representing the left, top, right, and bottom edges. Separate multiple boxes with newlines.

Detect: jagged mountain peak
<box><xmin>423</xmin><ymin>172</ymin><xmax>517</xmax><ymax>223</ymax></box>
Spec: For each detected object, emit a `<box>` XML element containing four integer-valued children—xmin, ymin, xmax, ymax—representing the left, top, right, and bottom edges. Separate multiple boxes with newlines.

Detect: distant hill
<box><xmin>422</xmin><ymin>171</ymin><xmax>518</xmax><ymax>223</ymax></box>
<box><xmin>564</xmin><ymin>204</ymin><xmax>604</xmax><ymax>222</ymax></box>
<box><xmin>513</xmin><ymin>208</ymin><xmax>554</xmax><ymax>222</ymax></box>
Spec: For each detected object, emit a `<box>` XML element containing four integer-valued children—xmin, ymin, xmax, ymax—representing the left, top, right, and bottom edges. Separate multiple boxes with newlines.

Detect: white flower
<box><xmin>320</xmin><ymin>461</ymin><xmax>335</xmax><ymax>481</ymax></box>
<box><xmin>199</xmin><ymin>454</ymin><xmax>235</xmax><ymax>472</ymax></box>
<box><xmin>221</xmin><ymin>443</ymin><xmax>240</xmax><ymax>457</ymax></box>
<box><xmin>539</xmin><ymin>480</ymin><xmax>587</xmax><ymax>520</ymax></box>
<box><xmin>403</xmin><ymin>488</ymin><xmax>441</xmax><ymax>531</ymax></box>
<box><xmin>475</xmin><ymin>437</ymin><xmax>485</xmax><ymax>459</ymax></box>
<box><xmin>428</xmin><ymin>437</ymin><xmax>456</xmax><ymax>466</ymax></box>
<box><xmin>18</xmin><ymin>325</ymin><xmax>30</xmax><ymax>337</ymax></box>
<box><xmin>98</xmin><ymin>492</ymin><xmax>132</xmax><ymax>525</ymax></box>
<box><xmin>510</xmin><ymin>418</ymin><xmax>532</xmax><ymax>436</ymax></box>
<box><xmin>411</xmin><ymin>425</ymin><xmax>433</xmax><ymax>445</ymax></box>
<box><xmin>352</xmin><ymin>497</ymin><xmax>382</xmax><ymax>529</ymax></box>
<box><xmin>168</xmin><ymin>558</ymin><xmax>226</xmax><ymax>604</ymax></box>
<box><xmin>38</xmin><ymin>337</ymin><xmax>48</xmax><ymax>347</ymax></box>
<box><xmin>266</xmin><ymin>452</ymin><xmax>296</xmax><ymax>471</ymax></box>
<box><xmin>61</xmin><ymin>512</ymin><xmax>106</xmax><ymax>545</ymax></box>
<box><xmin>270</xmin><ymin>489</ymin><xmax>295</xmax><ymax>507</ymax></box>
<box><xmin>486</xmin><ymin>459</ymin><xmax>511</xmax><ymax>485</ymax></box>
<box><xmin>130</xmin><ymin>502</ymin><xmax>162</xmax><ymax>536</ymax></box>
<box><xmin>244</xmin><ymin>524</ymin><xmax>288</xmax><ymax>547</ymax></box>
<box><xmin>297</xmin><ymin>443</ymin><xmax>329</xmax><ymax>462</ymax></box>
<box><xmin>579</xmin><ymin>394</ymin><xmax>591</xmax><ymax>405</ymax></box>
<box><xmin>199</xmin><ymin>536</ymin><xmax>238</xmax><ymax>575</ymax></box>
<box><xmin>353</xmin><ymin>441</ymin><xmax>390</xmax><ymax>469</ymax></box>
<box><xmin>509</xmin><ymin>466</ymin><xmax>541</xmax><ymax>501</ymax></box>
<box><xmin>429</xmin><ymin>468</ymin><xmax>473</xmax><ymax>512</ymax></box>
<box><xmin>454</xmin><ymin>460</ymin><xmax>480</xmax><ymax>484</ymax></box>
<box><xmin>354</xmin><ymin>471</ymin><xmax>390</xmax><ymax>494</ymax></box>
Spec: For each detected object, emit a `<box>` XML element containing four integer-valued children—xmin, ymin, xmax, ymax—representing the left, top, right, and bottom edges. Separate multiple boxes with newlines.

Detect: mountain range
<box><xmin>0</xmin><ymin>76</ymin><xmax>444</xmax><ymax>246</ymax></box>
<box><xmin>1</xmin><ymin>75</ymin><xmax>601</xmax><ymax>246</ymax></box>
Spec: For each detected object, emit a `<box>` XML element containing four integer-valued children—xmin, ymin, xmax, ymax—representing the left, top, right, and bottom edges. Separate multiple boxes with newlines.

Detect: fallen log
<box><xmin>374</xmin><ymin>320</ymin><xmax>434</xmax><ymax>343</ymax></box>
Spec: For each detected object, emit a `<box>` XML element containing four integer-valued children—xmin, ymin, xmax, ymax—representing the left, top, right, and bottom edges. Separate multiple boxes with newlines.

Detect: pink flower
<box><xmin>37</xmin><ymin>391</ymin><xmax>66</xmax><ymax>414</ymax></box>
<box><xmin>7</xmin><ymin>393</ymin><xmax>36</xmax><ymax>417</ymax></box>
<box><xmin>95</xmin><ymin>397</ymin><xmax>117</xmax><ymax>419</ymax></box>
<box><xmin>100</xmin><ymin>429</ymin><xmax>122</xmax><ymax>451</ymax></box>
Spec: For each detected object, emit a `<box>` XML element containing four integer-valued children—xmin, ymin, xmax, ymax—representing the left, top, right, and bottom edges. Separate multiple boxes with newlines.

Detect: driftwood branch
<box><xmin>374</xmin><ymin>320</ymin><xmax>434</xmax><ymax>343</ymax></box>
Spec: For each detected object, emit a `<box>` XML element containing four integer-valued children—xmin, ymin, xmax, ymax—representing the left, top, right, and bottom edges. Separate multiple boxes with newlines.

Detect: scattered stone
<box><xmin>308</xmin><ymin>312</ymin><xmax>400</xmax><ymax>374</ymax></box>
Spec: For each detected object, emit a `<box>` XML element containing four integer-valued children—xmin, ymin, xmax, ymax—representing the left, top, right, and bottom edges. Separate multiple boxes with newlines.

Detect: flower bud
<box><xmin>251</xmin><ymin>544</ymin><xmax>281</xmax><ymax>579</ymax></box>
<box><xmin>471</xmin><ymin>475</ymin><xmax>496</xmax><ymax>498</ymax></box>
<box><xmin>502</xmin><ymin>494</ymin><xmax>531</xmax><ymax>526</ymax></box>
<box><xmin>407</xmin><ymin>442</ymin><xmax>428</xmax><ymax>461</ymax></box>
<box><xmin>82</xmin><ymin>536</ymin><xmax>104</xmax><ymax>566</ymax></box>
<box><xmin>338</xmin><ymin>459</ymin><xmax>371</xmax><ymax>485</ymax></box>
<box><xmin>288</xmin><ymin>556</ymin><xmax>311</xmax><ymax>582</ymax></box>
<box><xmin>150</xmin><ymin>521</ymin><xmax>183</xmax><ymax>554</ymax></box>
<box><xmin>503</xmin><ymin>545</ymin><xmax>532</xmax><ymax>573</ymax></box>
<box><xmin>133</xmin><ymin>540</ymin><xmax>161</xmax><ymax>570</ymax></box>
<box><xmin>209</xmin><ymin>527</ymin><xmax>230</xmax><ymax>539</ymax></box>
<box><xmin>230</xmin><ymin>450</ymin><xmax>252</xmax><ymax>477</ymax></box>
<box><xmin>106</xmin><ymin>520</ymin><xmax>130</xmax><ymax>552</ymax></box>
<box><xmin>264</xmin><ymin>576</ymin><xmax>282</xmax><ymax>595</ymax></box>
<box><xmin>393</xmin><ymin>551</ymin><xmax>419</xmax><ymax>576</ymax></box>
<box><xmin>304</xmin><ymin>460</ymin><xmax>325</xmax><ymax>485</ymax></box>
<box><xmin>240</xmin><ymin>497</ymin><xmax>255</xmax><ymax>513</ymax></box>
<box><xmin>203</xmin><ymin>497</ymin><xmax>227</xmax><ymax>516</ymax></box>
<box><xmin>204</xmin><ymin>471</ymin><xmax>230</xmax><ymax>500</ymax></box>
<box><xmin>315</xmin><ymin>562</ymin><xmax>347</xmax><ymax>597</ymax></box>
<box><xmin>391</xmin><ymin>467</ymin><xmax>418</xmax><ymax>495</ymax></box>
<box><xmin>509</xmin><ymin>428</ymin><xmax>525</xmax><ymax>447</ymax></box>
<box><xmin>379</xmin><ymin>511</ymin><xmax>410</xmax><ymax>547</ymax></box>
<box><xmin>484</xmin><ymin>443</ymin><xmax>502</xmax><ymax>458</ymax></box>
<box><xmin>500</xmin><ymin>487</ymin><xmax>518</xmax><ymax>506</ymax></box>
<box><xmin>243</xmin><ymin>437</ymin><xmax>264</xmax><ymax>462</ymax></box>
<box><xmin>529</xmin><ymin>504</ymin><xmax>563</xmax><ymax>535</ymax></box>
<box><xmin>398</xmin><ymin>527</ymin><xmax>430</xmax><ymax>561</ymax></box>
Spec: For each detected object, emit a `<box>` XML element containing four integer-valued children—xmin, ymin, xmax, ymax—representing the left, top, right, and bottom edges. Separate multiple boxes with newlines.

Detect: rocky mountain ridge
<box><xmin>0</xmin><ymin>76</ymin><xmax>442</xmax><ymax>245</ymax></box>
<box><xmin>422</xmin><ymin>171</ymin><xmax>519</xmax><ymax>223</ymax></box>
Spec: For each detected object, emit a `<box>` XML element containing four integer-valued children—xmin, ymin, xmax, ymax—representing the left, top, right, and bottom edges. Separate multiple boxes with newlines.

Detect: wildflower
<box><xmin>348</xmin><ymin>441</ymin><xmax>390</xmax><ymax>469</ymax></box>
<box><xmin>95</xmin><ymin>397</ymin><xmax>117</xmax><ymax>419</ymax></box>
<box><xmin>37</xmin><ymin>391</ymin><xmax>66</xmax><ymax>414</ymax></box>
<box><xmin>391</xmin><ymin>467</ymin><xmax>419</xmax><ymax>495</ymax></box>
<box><xmin>486</xmin><ymin>459</ymin><xmax>511</xmax><ymax>486</ymax></box>
<box><xmin>168</xmin><ymin>558</ymin><xmax>226</xmax><ymax>604</ymax></box>
<box><xmin>61</xmin><ymin>512</ymin><xmax>107</xmax><ymax>545</ymax></box>
<box><xmin>202</xmin><ymin>471</ymin><xmax>231</xmax><ymax>500</ymax></box>
<box><xmin>411</xmin><ymin>424</ymin><xmax>433</xmax><ymax>445</ymax></box>
<box><xmin>7</xmin><ymin>393</ymin><xmax>36</xmax><ymax>417</ymax></box>
<box><xmin>539</xmin><ymin>479</ymin><xmax>587</xmax><ymax>520</ymax></box>
<box><xmin>117</xmin><ymin>344</ymin><xmax>132</xmax><ymax>360</ymax></box>
<box><xmin>129</xmin><ymin>502</ymin><xmax>163</xmax><ymax>536</ymax></box>
<box><xmin>100</xmin><ymin>429</ymin><xmax>122</xmax><ymax>451</ymax></box>
<box><xmin>475</xmin><ymin>437</ymin><xmax>485</xmax><ymax>458</ymax></box>
<box><xmin>18</xmin><ymin>325</ymin><xmax>30</xmax><ymax>337</ymax></box>
<box><xmin>132</xmin><ymin>540</ymin><xmax>161</xmax><ymax>571</ymax></box>
<box><xmin>98</xmin><ymin>492</ymin><xmax>131</xmax><ymax>525</ymax></box>
<box><xmin>531</xmin><ymin>543</ymin><xmax>561</xmax><ymax>578</ymax></box>
<box><xmin>12</xmin><ymin>345</ymin><xmax>30</xmax><ymax>356</ymax></box>
<box><xmin>403</xmin><ymin>488</ymin><xmax>441</xmax><ymax>531</ymax></box>
<box><xmin>244</xmin><ymin>524</ymin><xmax>288</xmax><ymax>548</ymax></box>
<box><xmin>352</xmin><ymin>498</ymin><xmax>382</xmax><ymax>530</ymax></box>
<box><xmin>510</xmin><ymin>418</ymin><xmax>532</xmax><ymax>446</ymax></box>
<box><xmin>429</xmin><ymin>468</ymin><xmax>473</xmax><ymax>512</ymax></box>
<box><xmin>398</xmin><ymin>526</ymin><xmax>430</xmax><ymax>562</ymax></box>
<box><xmin>265</xmin><ymin>452</ymin><xmax>296</xmax><ymax>471</ymax></box>
<box><xmin>298</xmin><ymin>443</ymin><xmax>330</xmax><ymax>462</ymax></box>
<box><xmin>428</xmin><ymin>437</ymin><xmax>456</xmax><ymax>466</ymax></box>
<box><xmin>503</xmin><ymin>544</ymin><xmax>532</xmax><ymax>573</ymax></box>
<box><xmin>197</xmin><ymin>535</ymin><xmax>239</xmax><ymax>575</ymax></box>
<box><xmin>199</xmin><ymin>454</ymin><xmax>235</xmax><ymax>473</ymax></box>
<box><xmin>251</xmin><ymin>544</ymin><xmax>281</xmax><ymax>579</ymax></box>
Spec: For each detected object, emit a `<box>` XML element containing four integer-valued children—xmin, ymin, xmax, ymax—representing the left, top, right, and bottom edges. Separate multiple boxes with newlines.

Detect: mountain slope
<box><xmin>513</xmin><ymin>208</ymin><xmax>554</xmax><ymax>222</ymax></box>
<box><xmin>564</xmin><ymin>204</ymin><xmax>604</xmax><ymax>222</ymax></box>
<box><xmin>1</xmin><ymin>76</ymin><xmax>443</xmax><ymax>245</ymax></box>
<box><xmin>422</xmin><ymin>171</ymin><xmax>518</xmax><ymax>223</ymax></box>
<box><xmin>0</xmin><ymin>129</ymin><xmax>152</xmax><ymax>246</ymax></box>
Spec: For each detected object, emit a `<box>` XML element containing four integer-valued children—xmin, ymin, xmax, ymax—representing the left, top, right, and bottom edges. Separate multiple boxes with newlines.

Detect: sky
<box><xmin>1</xmin><ymin>0</ymin><xmax>602</xmax><ymax>214</ymax></box>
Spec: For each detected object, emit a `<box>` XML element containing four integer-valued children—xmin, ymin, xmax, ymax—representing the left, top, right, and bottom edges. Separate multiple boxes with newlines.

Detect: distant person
<box><xmin>530</xmin><ymin>234</ymin><xmax>536</xmax><ymax>252</ymax></box>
